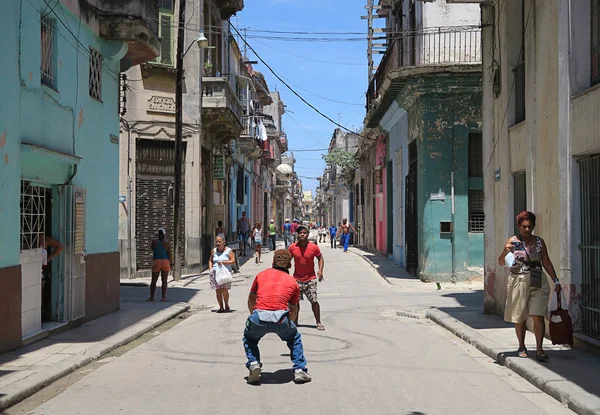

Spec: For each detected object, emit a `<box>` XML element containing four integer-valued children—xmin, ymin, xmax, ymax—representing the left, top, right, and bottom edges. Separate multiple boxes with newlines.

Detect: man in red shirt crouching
<box><xmin>244</xmin><ymin>249</ymin><xmax>311</xmax><ymax>384</ymax></box>
<box><xmin>288</xmin><ymin>225</ymin><xmax>325</xmax><ymax>330</ymax></box>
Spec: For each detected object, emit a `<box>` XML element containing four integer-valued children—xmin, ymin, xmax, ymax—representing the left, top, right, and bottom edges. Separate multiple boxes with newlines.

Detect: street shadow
<box><xmin>245</xmin><ymin>368</ymin><xmax>294</xmax><ymax>385</ymax></box>
<box><xmin>0</xmin><ymin>285</ymin><xmax>199</xmax><ymax>367</ymax></box>
<box><xmin>435</xmin><ymin>290</ymin><xmax>600</xmax><ymax>399</ymax></box>
<box><xmin>352</xmin><ymin>248</ymin><xmax>418</xmax><ymax>280</ymax></box>
<box><xmin>297</xmin><ymin>324</ymin><xmax>318</xmax><ymax>329</ymax></box>
<box><xmin>436</xmin><ymin>290</ymin><xmax>510</xmax><ymax>330</ymax></box>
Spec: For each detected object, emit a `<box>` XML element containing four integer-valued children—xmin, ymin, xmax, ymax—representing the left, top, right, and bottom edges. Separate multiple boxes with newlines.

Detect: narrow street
<box><xmin>15</xmin><ymin>244</ymin><xmax>571</xmax><ymax>415</ymax></box>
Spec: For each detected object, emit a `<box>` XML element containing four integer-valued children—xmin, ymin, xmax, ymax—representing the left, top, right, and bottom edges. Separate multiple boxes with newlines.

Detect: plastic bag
<box><xmin>504</xmin><ymin>252</ymin><xmax>515</xmax><ymax>267</ymax></box>
<box><xmin>549</xmin><ymin>290</ymin><xmax>573</xmax><ymax>346</ymax></box>
<box><xmin>215</xmin><ymin>264</ymin><xmax>233</xmax><ymax>286</ymax></box>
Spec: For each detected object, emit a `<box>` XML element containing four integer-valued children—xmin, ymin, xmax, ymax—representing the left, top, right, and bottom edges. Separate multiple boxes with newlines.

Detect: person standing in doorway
<box><xmin>340</xmin><ymin>218</ymin><xmax>357</xmax><ymax>253</ymax></box>
<box><xmin>282</xmin><ymin>218</ymin><xmax>293</xmax><ymax>249</ymax></box>
<box><xmin>288</xmin><ymin>225</ymin><xmax>325</xmax><ymax>330</ymax></box>
<box><xmin>147</xmin><ymin>228</ymin><xmax>172</xmax><ymax>302</ymax></box>
<box><xmin>253</xmin><ymin>223</ymin><xmax>264</xmax><ymax>264</ymax></box>
<box><xmin>41</xmin><ymin>235</ymin><xmax>63</xmax><ymax>321</ymax></box>
<box><xmin>329</xmin><ymin>224</ymin><xmax>338</xmax><ymax>249</ymax></box>
<box><xmin>268</xmin><ymin>219</ymin><xmax>279</xmax><ymax>251</ymax></box>
<box><xmin>209</xmin><ymin>235</ymin><xmax>236</xmax><ymax>313</ymax></box>
<box><xmin>238</xmin><ymin>211</ymin><xmax>251</xmax><ymax>256</ymax></box>
<box><xmin>215</xmin><ymin>220</ymin><xmax>226</xmax><ymax>238</ymax></box>
<box><xmin>243</xmin><ymin>249</ymin><xmax>311</xmax><ymax>384</ymax></box>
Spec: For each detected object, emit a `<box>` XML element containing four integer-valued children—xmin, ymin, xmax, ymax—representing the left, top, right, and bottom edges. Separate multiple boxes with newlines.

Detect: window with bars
<box><xmin>89</xmin><ymin>48</ymin><xmax>102</xmax><ymax>100</ymax></box>
<box><xmin>20</xmin><ymin>180</ymin><xmax>46</xmax><ymax>251</ymax></box>
<box><xmin>592</xmin><ymin>0</ymin><xmax>600</xmax><ymax>85</ymax></box>
<box><xmin>468</xmin><ymin>133</ymin><xmax>484</xmax><ymax>233</ymax></box>
<box><xmin>41</xmin><ymin>16</ymin><xmax>56</xmax><ymax>88</ymax></box>
<box><xmin>513</xmin><ymin>171</ymin><xmax>527</xmax><ymax>234</ymax></box>
<box><xmin>468</xmin><ymin>189</ymin><xmax>484</xmax><ymax>233</ymax></box>
<box><xmin>236</xmin><ymin>168</ymin><xmax>244</xmax><ymax>205</ymax></box>
<box><xmin>513</xmin><ymin>0</ymin><xmax>526</xmax><ymax>124</ymax></box>
<box><xmin>154</xmin><ymin>11</ymin><xmax>174</xmax><ymax>66</ymax></box>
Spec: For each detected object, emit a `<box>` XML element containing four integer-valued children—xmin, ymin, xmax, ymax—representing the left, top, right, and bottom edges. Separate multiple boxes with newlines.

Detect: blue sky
<box><xmin>234</xmin><ymin>0</ymin><xmax>368</xmax><ymax>194</ymax></box>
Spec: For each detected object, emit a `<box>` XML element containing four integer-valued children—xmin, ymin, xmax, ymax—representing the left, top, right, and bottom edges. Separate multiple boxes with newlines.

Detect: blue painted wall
<box><xmin>0</xmin><ymin>0</ymin><xmax>22</xmax><ymax>269</ymax></box>
<box><xmin>0</xmin><ymin>0</ymin><xmax>125</xmax><ymax>268</ymax></box>
<box><xmin>409</xmin><ymin>76</ymin><xmax>483</xmax><ymax>282</ymax></box>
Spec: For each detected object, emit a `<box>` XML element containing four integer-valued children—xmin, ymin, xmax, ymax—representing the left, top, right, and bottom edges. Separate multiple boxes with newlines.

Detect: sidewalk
<box><xmin>0</xmin><ymin>293</ymin><xmax>190</xmax><ymax>411</ymax></box>
<box><xmin>351</xmin><ymin>246</ymin><xmax>600</xmax><ymax>415</ymax></box>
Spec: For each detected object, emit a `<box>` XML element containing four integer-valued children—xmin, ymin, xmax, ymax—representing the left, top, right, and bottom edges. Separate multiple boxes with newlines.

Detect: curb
<box><xmin>348</xmin><ymin>248</ymin><xmax>391</xmax><ymax>284</ymax></box>
<box><xmin>426</xmin><ymin>308</ymin><xmax>600</xmax><ymax>415</ymax></box>
<box><xmin>0</xmin><ymin>302</ymin><xmax>190</xmax><ymax>411</ymax></box>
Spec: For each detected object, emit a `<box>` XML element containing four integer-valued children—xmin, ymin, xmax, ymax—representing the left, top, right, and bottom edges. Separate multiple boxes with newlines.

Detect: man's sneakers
<box><xmin>294</xmin><ymin>369</ymin><xmax>312</xmax><ymax>383</ymax></box>
<box><xmin>247</xmin><ymin>362</ymin><xmax>261</xmax><ymax>384</ymax></box>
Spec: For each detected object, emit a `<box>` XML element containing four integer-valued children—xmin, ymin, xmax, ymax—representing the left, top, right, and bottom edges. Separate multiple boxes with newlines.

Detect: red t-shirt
<box><xmin>288</xmin><ymin>242</ymin><xmax>322</xmax><ymax>282</ymax></box>
<box><xmin>250</xmin><ymin>268</ymin><xmax>300</xmax><ymax>311</ymax></box>
<box><xmin>291</xmin><ymin>222</ymin><xmax>299</xmax><ymax>233</ymax></box>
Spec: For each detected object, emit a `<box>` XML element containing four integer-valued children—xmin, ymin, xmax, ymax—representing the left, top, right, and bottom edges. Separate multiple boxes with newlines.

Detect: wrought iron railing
<box><xmin>202</xmin><ymin>77</ymin><xmax>243</xmax><ymax>124</ymax></box>
<box><xmin>367</xmin><ymin>26</ymin><xmax>482</xmax><ymax>110</ymax></box>
<box><xmin>241</xmin><ymin>115</ymin><xmax>263</xmax><ymax>138</ymax></box>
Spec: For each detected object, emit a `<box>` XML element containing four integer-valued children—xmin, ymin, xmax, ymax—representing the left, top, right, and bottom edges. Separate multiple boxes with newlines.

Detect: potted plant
<box><xmin>203</xmin><ymin>61</ymin><xmax>213</xmax><ymax>76</ymax></box>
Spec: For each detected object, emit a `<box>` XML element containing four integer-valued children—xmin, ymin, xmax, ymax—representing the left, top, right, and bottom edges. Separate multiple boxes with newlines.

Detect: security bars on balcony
<box><xmin>41</xmin><ymin>16</ymin><xmax>55</xmax><ymax>88</ymax></box>
<box><xmin>368</xmin><ymin>26</ymin><xmax>481</xmax><ymax>110</ymax></box>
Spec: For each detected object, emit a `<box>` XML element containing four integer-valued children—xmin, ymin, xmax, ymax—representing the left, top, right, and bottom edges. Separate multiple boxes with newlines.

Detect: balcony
<box><xmin>261</xmin><ymin>140</ymin><xmax>275</xmax><ymax>164</ymax></box>
<box><xmin>94</xmin><ymin>0</ymin><xmax>160</xmax><ymax>67</ymax></box>
<box><xmin>238</xmin><ymin>116</ymin><xmax>263</xmax><ymax>159</ymax></box>
<box><xmin>279</xmin><ymin>132</ymin><xmax>288</xmax><ymax>153</ymax></box>
<box><xmin>366</xmin><ymin>26</ymin><xmax>481</xmax><ymax>128</ymax></box>
<box><xmin>215</xmin><ymin>0</ymin><xmax>244</xmax><ymax>19</ymax></box>
<box><xmin>203</xmin><ymin>77</ymin><xmax>244</xmax><ymax>143</ymax></box>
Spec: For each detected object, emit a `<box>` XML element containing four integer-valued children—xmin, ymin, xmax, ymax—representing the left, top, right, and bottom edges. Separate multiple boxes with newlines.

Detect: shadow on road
<box><xmin>245</xmin><ymin>368</ymin><xmax>294</xmax><ymax>385</ymax></box>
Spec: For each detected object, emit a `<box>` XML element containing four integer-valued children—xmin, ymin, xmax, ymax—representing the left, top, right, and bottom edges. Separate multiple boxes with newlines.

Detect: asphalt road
<box><xmin>23</xmin><ymin>244</ymin><xmax>572</xmax><ymax>415</ymax></box>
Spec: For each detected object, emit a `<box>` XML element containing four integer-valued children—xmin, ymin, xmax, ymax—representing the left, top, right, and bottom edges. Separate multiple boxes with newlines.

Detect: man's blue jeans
<box><xmin>284</xmin><ymin>231</ymin><xmax>293</xmax><ymax>248</ymax></box>
<box><xmin>342</xmin><ymin>233</ymin><xmax>350</xmax><ymax>251</ymax></box>
<box><xmin>243</xmin><ymin>310</ymin><xmax>307</xmax><ymax>371</ymax></box>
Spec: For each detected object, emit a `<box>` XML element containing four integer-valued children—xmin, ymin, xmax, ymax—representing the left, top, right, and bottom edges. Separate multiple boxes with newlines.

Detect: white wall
<box><xmin>423</xmin><ymin>0</ymin><xmax>480</xmax><ymax>28</ymax></box>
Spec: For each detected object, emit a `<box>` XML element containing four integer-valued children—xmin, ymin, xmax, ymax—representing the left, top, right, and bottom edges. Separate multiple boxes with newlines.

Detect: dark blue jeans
<box><xmin>243</xmin><ymin>310</ymin><xmax>307</xmax><ymax>371</ymax></box>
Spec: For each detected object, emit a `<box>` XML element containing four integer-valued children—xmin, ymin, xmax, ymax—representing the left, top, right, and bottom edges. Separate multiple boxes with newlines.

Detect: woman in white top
<box><xmin>253</xmin><ymin>222</ymin><xmax>263</xmax><ymax>264</ymax></box>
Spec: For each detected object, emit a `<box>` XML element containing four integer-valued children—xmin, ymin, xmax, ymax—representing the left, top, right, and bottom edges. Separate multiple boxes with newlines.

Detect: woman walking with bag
<box><xmin>498</xmin><ymin>211</ymin><xmax>561</xmax><ymax>362</ymax></box>
<box><xmin>209</xmin><ymin>235</ymin><xmax>236</xmax><ymax>313</ymax></box>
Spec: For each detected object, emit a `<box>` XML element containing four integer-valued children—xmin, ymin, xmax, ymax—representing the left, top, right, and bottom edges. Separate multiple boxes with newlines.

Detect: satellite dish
<box><xmin>276</xmin><ymin>163</ymin><xmax>293</xmax><ymax>180</ymax></box>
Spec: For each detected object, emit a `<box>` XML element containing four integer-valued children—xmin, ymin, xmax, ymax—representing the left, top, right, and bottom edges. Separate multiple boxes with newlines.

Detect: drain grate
<box><xmin>396</xmin><ymin>311</ymin><xmax>424</xmax><ymax>320</ymax></box>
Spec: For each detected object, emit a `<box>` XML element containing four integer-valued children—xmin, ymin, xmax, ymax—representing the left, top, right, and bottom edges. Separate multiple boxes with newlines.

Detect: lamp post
<box><xmin>173</xmin><ymin>0</ymin><xmax>209</xmax><ymax>280</ymax></box>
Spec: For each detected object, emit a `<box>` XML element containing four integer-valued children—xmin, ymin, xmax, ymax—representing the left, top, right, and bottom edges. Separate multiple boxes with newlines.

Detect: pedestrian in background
<box><xmin>340</xmin><ymin>218</ymin><xmax>356</xmax><ymax>253</ymax></box>
<box><xmin>209</xmin><ymin>235</ymin><xmax>235</xmax><ymax>313</ymax></box>
<box><xmin>268</xmin><ymin>219</ymin><xmax>279</xmax><ymax>251</ymax></box>
<box><xmin>215</xmin><ymin>220</ymin><xmax>226</xmax><ymax>238</ymax></box>
<box><xmin>282</xmin><ymin>218</ymin><xmax>293</xmax><ymax>248</ymax></box>
<box><xmin>329</xmin><ymin>223</ymin><xmax>337</xmax><ymax>249</ymax></box>
<box><xmin>243</xmin><ymin>249</ymin><xmax>311</xmax><ymax>384</ymax></box>
<box><xmin>288</xmin><ymin>225</ymin><xmax>325</xmax><ymax>330</ymax></box>
<box><xmin>238</xmin><ymin>211</ymin><xmax>251</xmax><ymax>257</ymax></box>
<box><xmin>253</xmin><ymin>223</ymin><xmax>263</xmax><ymax>264</ymax></box>
<box><xmin>291</xmin><ymin>219</ymin><xmax>299</xmax><ymax>242</ymax></box>
<box><xmin>147</xmin><ymin>228</ymin><xmax>172</xmax><ymax>302</ymax></box>
<box><xmin>498</xmin><ymin>211</ymin><xmax>561</xmax><ymax>362</ymax></box>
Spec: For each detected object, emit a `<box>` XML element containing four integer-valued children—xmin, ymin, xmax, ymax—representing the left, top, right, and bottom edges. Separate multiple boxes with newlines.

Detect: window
<box><xmin>468</xmin><ymin>190</ymin><xmax>484</xmax><ymax>233</ymax></box>
<box><xmin>154</xmin><ymin>5</ymin><xmax>174</xmax><ymax>66</ymax></box>
<box><xmin>513</xmin><ymin>171</ymin><xmax>527</xmax><ymax>234</ymax></box>
<box><xmin>468</xmin><ymin>133</ymin><xmax>484</xmax><ymax>233</ymax></box>
<box><xmin>89</xmin><ymin>48</ymin><xmax>102</xmax><ymax>100</ymax></box>
<box><xmin>592</xmin><ymin>0</ymin><xmax>600</xmax><ymax>85</ymax></box>
<box><xmin>513</xmin><ymin>0</ymin><xmax>526</xmax><ymax>123</ymax></box>
<box><xmin>41</xmin><ymin>16</ymin><xmax>56</xmax><ymax>88</ymax></box>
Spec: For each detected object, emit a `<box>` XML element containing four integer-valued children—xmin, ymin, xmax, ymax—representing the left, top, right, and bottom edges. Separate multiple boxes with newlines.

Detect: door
<box><xmin>58</xmin><ymin>185</ymin><xmax>86</xmax><ymax>322</ymax></box>
<box><xmin>405</xmin><ymin>169</ymin><xmax>418</xmax><ymax>275</ymax></box>
<box><xmin>386</xmin><ymin>160</ymin><xmax>393</xmax><ymax>254</ymax></box>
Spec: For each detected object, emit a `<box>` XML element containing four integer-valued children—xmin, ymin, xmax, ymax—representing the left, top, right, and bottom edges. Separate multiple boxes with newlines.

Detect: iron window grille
<box><xmin>468</xmin><ymin>189</ymin><xmax>484</xmax><ymax>233</ymax></box>
<box><xmin>578</xmin><ymin>155</ymin><xmax>600</xmax><ymax>339</ymax></box>
<box><xmin>20</xmin><ymin>180</ymin><xmax>46</xmax><ymax>251</ymax></box>
<box><xmin>41</xmin><ymin>16</ymin><xmax>56</xmax><ymax>88</ymax></box>
<box><xmin>89</xmin><ymin>48</ymin><xmax>102</xmax><ymax>100</ymax></box>
<box><xmin>513</xmin><ymin>171</ymin><xmax>527</xmax><ymax>234</ymax></box>
<box><xmin>592</xmin><ymin>0</ymin><xmax>600</xmax><ymax>85</ymax></box>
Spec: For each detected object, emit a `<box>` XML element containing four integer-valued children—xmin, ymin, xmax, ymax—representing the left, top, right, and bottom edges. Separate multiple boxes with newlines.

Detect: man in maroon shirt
<box><xmin>288</xmin><ymin>225</ymin><xmax>325</xmax><ymax>330</ymax></box>
<box><xmin>290</xmin><ymin>219</ymin><xmax>299</xmax><ymax>242</ymax></box>
<box><xmin>243</xmin><ymin>249</ymin><xmax>311</xmax><ymax>384</ymax></box>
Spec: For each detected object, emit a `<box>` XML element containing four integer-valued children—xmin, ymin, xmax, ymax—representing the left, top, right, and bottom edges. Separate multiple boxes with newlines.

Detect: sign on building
<box><xmin>214</xmin><ymin>155</ymin><xmax>225</xmax><ymax>180</ymax></box>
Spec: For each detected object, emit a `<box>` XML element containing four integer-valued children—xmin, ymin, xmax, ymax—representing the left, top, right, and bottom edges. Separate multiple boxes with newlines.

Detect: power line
<box><xmin>250</xmin><ymin>38</ymin><xmax>367</xmax><ymax>66</ymax></box>
<box><xmin>230</xmin><ymin>23</ymin><xmax>371</xmax><ymax>139</ymax></box>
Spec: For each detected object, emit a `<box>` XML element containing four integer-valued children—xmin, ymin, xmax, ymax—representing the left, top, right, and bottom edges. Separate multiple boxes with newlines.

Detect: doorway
<box><xmin>405</xmin><ymin>141</ymin><xmax>418</xmax><ymax>275</ymax></box>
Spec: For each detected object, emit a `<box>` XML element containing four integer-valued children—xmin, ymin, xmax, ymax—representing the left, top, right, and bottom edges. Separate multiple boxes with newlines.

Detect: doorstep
<box><xmin>22</xmin><ymin>321</ymin><xmax>69</xmax><ymax>347</ymax></box>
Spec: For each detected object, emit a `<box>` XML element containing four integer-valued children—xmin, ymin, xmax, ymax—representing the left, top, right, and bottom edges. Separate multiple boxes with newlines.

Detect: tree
<box><xmin>322</xmin><ymin>149</ymin><xmax>357</xmax><ymax>189</ymax></box>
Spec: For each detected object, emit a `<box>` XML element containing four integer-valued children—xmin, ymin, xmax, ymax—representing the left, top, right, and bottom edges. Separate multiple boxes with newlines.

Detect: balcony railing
<box><xmin>367</xmin><ymin>26</ymin><xmax>481</xmax><ymax>110</ymax></box>
<box><xmin>240</xmin><ymin>115</ymin><xmax>263</xmax><ymax>138</ymax></box>
<box><xmin>202</xmin><ymin>77</ymin><xmax>243</xmax><ymax>126</ymax></box>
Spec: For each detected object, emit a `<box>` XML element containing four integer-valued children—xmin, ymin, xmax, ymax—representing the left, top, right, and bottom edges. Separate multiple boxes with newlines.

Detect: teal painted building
<box><xmin>0</xmin><ymin>0</ymin><xmax>158</xmax><ymax>352</ymax></box>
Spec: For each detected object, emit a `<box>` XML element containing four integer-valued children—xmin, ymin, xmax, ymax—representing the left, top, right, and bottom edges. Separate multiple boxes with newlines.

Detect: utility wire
<box><xmin>230</xmin><ymin>23</ymin><xmax>372</xmax><ymax>139</ymax></box>
<box><xmin>250</xmin><ymin>38</ymin><xmax>367</xmax><ymax>66</ymax></box>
